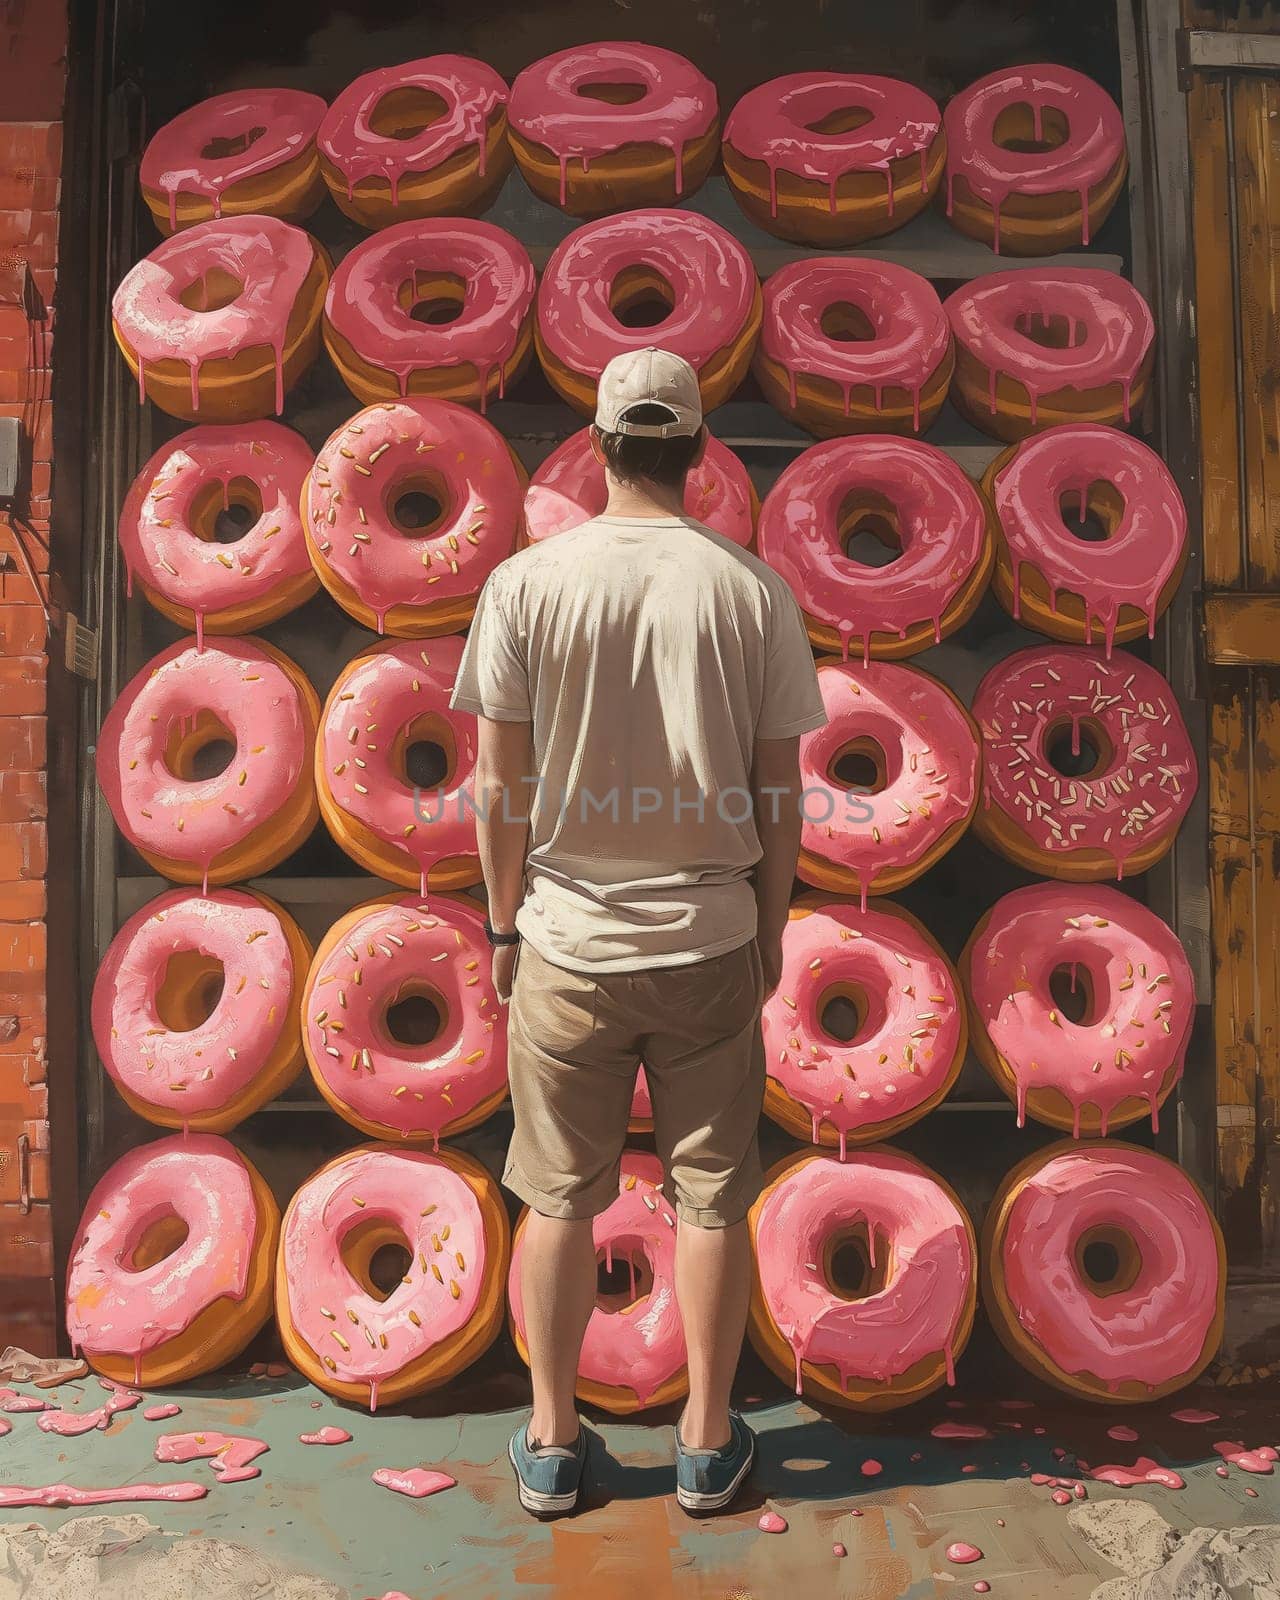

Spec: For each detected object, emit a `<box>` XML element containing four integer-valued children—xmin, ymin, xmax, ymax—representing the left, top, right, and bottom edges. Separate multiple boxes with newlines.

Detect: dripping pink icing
<box><xmin>973</xmin><ymin>645</ymin><xmax>1197</xmax><ymax>878</ymax></box>
<box><xmin>117</xmin><ymin>423</ymin><xmax>314</xmax><ymax>643</ymax></box>
<box><xmin>317</xmin><ymin>56</ymin><xmax>508</xmax><ymax>210</ymax></box>
<box><xmin>280</xmin><ymin>1147</ymin><xmax>489</xmax><ymax>1411</ymax></box>
<box><xmin>140</xmin><ymin>89</ymin><xmax>327</xmax><ymax>232</ymax></box>
<box><xmin>508</xmin><ymin>1151</ymin><xmax>685</xmax><ymax>1407</ymax></box>
<box><xmin>323</xmin><ymin>220</ymin><xmax>535</xmax><ymax>407</ymax></box>
<box><xmin>762</xmin><ymin>898</ymin><xmax>964</xmax><ymax>1155</ymax></box>
<box><xmin>66</xmin><ymin>1133</ymin><xmax>258</xmax><ymax>1366</ymax></box>
<box><xmin>724</xmin><ymin>73</ymin><xmax>941</xmax><ymax>216</ymax></box>
<box><xmin>944</xmin><ymin>65</ymin><xmax>1126</xmax><ymax>251</ymax></box>
<box><xmin>757</xmin><ymin>259</ymin><xmax>951</xmax><ymax>430</ymax></box>
<box><xmin>752</xmin><ymin>1150</ymin><xmax>973</xmax><ymax>1397</ymax></box>
<box><xmin>0</xmin><ymin>1482</ymin><xmax>207</xmax><ymax>1508</ymax></box>
<box><xmin>300</xmin><ymin>1425</ymin><xmax>352</xmax><ymax>1445</ymax></box>
<box><xmin>155</xmin><ymin>1431</ymin><xmax>269</xmax><ymax>1482</ymax></box>
<box><xmin>999</xmin><ymin>1144</ymin><xmax>1221</xmax><ymax>1393</ymax></box>
<box><xmin>992</xmin><ymin>424</ymin><xmax>1187</xmax><ymax>654</ymax></box>
<box><xmin>305</xmin><ymin>398</ymin><xmax>522</xmax><ymax>636</ymax></box>
<box><xmin>966</xmin><ymin>882</ymin><xmax>1194</xmax><ymax>1137</ymax></box>
<box><xmin>1088</xmin><ymin>1457</ymin><xmax>1186</xmax><ymax>1489</ymax></box>
<box><xmin>144</xmin><ymin>1403</ymin><xmax>183</xmax><ymax>1421</ymax></box>
<box><xmin>372</xmin><ymin>1466</ymin><xmax>457</xmax><ymax>1498</ymax></box>
<box><xmin>37</xmin><ymin>1382</ymin><xmax>141</xmax><ymax>1436</ymax></box>
<box><xmin>302</xmin><ymin>893</ymin><xmax>504</xmax><ymax>1142</ymax></box>
<box><xmin>798</xmin><ymin>660</ymin><xmax>980</xmax><ymax>904</ymax></box>
<box><xmin>91</xmin><ymin>887</ymin><xmax>302</xmax><ymax>1123</ymax></box>
<box><xmin>758</xmin><ymin>436</ymin><xmax>988</xmax><ymax>661</ymax></box>
<box><xmin>536</xmin><ymin>209</ymin><xmax>757</xmax><ymax>388</ymax></box>
<box><xmin>112</xmin><ymin>216</ymin><xmax>320</xmax><ymax>417</ymax></box>
<box><xmin>509</xmin><ymin>43</ymin><xmax>717</xmax><ymax>207</ymax></box>
<box><xmin>525</xmin><ymin>427</ymin><xmax>754</xmax><ymax>548</ymax></box>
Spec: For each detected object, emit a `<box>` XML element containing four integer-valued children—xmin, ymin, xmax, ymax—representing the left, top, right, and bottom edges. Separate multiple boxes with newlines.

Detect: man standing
<box><xmin>450</xmin><ymin>348</ymin><xmax>826</xmax><ymax>1518</ymax></box>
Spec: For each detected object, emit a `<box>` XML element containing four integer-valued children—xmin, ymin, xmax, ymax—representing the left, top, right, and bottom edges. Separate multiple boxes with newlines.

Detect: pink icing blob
<box><xmin>861</xmin><ymin>1459</ymin><xmax>883</xmax><ymax>1476</ymax></box>
<box><xmin>833</xmin><ymin>1542</ymin><xmax>847</xmax><ymax>1557</ymax></box>
<box><xmin>932</xmin><ymin>1422</ymin><xmax>993</xmax><ymax>1440</ymax></box>
<box><xmin>372</xmin><ymin>1467</ymin><xmax>456</xmax><ymax>1498</ymax></box>
<box><xmin>0</xmin><ymin>1482</ymin><xmax>207</xmax><ymax>1508</ymax></box>
<box><xmin>947</xmin><ymin>1543</ymin><xmax>983</xmax><ymax>1564</ymax></box>
<box><xmin>966</xmin><ymin>882</ymin><xmax>1195</xmax><ymax>1137</ymax></box>
<box><xmin>525</xmin><ymin>427</ymin><xmax>755</xmax><ymax>549</ymax></box>
<box><xmin>155</xmin><ymin>1431</ymin><xmax>269</xmax><ymax>1482</ymax></box>
<box><xmin>1214</xmin><ymin>1441</ymin><xmax>1277</xmax><ymax>1474</ymax></box>
<box><xmin>1088</xmin><ymin>1457</ymin><xmax>1185</xmax><ymax>1490</ymax></box>
<box><xmin>974</xmin><ymin>1585</ymin><xmax>991</xmax><ymax>1594</ymax></box>
<box><xmin>1171</xmin><ymin>1407</ymin><xmax>1219</xmax><ymax>1424</ymax></box>
<box><xmin>973</xmin><ymin>644</ymin><xmax>1197</xmax><ymax>879</ymax></box>
<box><xmin>762</xmin><ymin>897</ymin><xmax>964</xmax><ymax>1156</ymax></box>
<box><xmin>509</xmin><ymin>1151</ymin><xmax>684</xmax><ymax>1406</ymax></box>
<box><xmin>0</xmin><ymin>1389</ymin><xmax>49</xmax><ymax>1412</ymax></box>
<box><xmin>0</xmin><ymin>1418</ymin><xmax>9</xmax><ymax>1435</ymax></box>
<box><xmin>757</xmin><ymin>1510</ymin><xmax>788</xmax><ymax>1533</ymax></box>
<box><xmin>144</xmin><ymin>1403</ymin><xmax>183</xmax><ymax>1421</ymax></box>
<box><xmin>302</xmin><ymin>893</ymin><xmax>504</xmax><ymax>1142</ymax></box>
<box><xmin>38</xmin><ymin>1383</ymin><xmax>141</xmax><ymax>1436</ymax></box>
<box><xmin>998</xmin><ymin>1144</ymin><xmax>1221</xmax><ymax>1393</ymax></box>
<box><xmin>1107</xmin><ymin>1425</ymin><xmax>1140</xmax><ymax>1442</ymax></box>
<box><xmin>300</xmin><ymin>1425</ymin><xmax>352</xmax><ymax>1445</ymax></box>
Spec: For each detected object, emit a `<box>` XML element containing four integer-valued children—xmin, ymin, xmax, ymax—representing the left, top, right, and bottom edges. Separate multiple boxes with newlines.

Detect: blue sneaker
<box><xmin>674</xmin><ymin>1411</ymin><xmax>756</xmax><ymax>1514</ymax></box>
<box><xmin>508</xmin><ymin>1421</ymin><xmax>587</xmax><ymax>1517</ymax></box>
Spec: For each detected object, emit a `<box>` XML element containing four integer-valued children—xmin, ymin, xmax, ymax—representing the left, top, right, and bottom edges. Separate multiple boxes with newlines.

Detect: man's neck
<box><xmin>601</xmin><ymin>475</ymin><xmax>687</xmax><ymax>520</ymax></box>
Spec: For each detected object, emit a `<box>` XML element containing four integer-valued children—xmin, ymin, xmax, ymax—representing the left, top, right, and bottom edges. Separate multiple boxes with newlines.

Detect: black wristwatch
<box><xmin>484</xmin><ymin>921</ymin><xmax>521</xmax><ymax>948</ymax></box>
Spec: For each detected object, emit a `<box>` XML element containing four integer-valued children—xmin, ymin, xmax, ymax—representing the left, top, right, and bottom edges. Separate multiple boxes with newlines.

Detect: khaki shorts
<box><xmin>504</xmin><ymin>939</ymin><xmax>766</xmax><ymax>1227</ymax></box>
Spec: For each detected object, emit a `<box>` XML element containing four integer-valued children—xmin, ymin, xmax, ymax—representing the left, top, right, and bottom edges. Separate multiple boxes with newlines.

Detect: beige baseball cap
<box><xmin>594</xmin><ymin>347</ymin><xmax>703</xmax><ymax>438</ymax></box>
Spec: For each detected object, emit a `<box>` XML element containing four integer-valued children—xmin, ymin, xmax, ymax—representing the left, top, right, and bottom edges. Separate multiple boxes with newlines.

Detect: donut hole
<box><xmin>820</xmin><ymin>301</ymin><xmax>877</xmax><ymax>343</ymax></box>
<box><xmin>202</xmin><ymin>125</ymin><xmax>267</xmax><ymax>161</ymax></box>
<box><xmin>575</xmin><ymin>80</ymin><xmax>647</xmax><ymax>106</ymax></box>
<box><xmin>992</xmin><ymin>102</ymin><xmax>1070</xmax><ymax>154</ymax></box>
<box><xmin>805</xmin><ymin>105</ymin><xmax>874</xmax><ymax>136</ymax></box>
<box><xmin>368</xmin><ymin>86</ymin><xmax>449</xmax><ymax>140</ymax></box>
<box><xmin>838</xmin><ymin>492</ymin><xmax>902</xmax><ymax>569</ymax></box>
<box><xmin>609</xmin><ymin>266</ymin><xmax>676</xmax><ymax>330</ymax></box>
<box><xmin>387</xmin><ymin>472</ymin><xmax>450</xmax><ymax>539</ymax></box>
<box><xmin>394</xmin><ymin>712</ymin><xmax>456</xmax><ymax>792</ymax></box>
<box><xmin>397</xmin><ymin>271</ymin><xmax>467</xmax><ymax>327</ymax></box>
<box><xmin>154</xmin><ymin>949</ymin><xmax>227</xmax><ymax>1031</ymax></box>
<box><xmin>1059</xmin><ymin>479</ymin><xmax>1126</xmax><ymax>544</ymax></box>
<box><xmin>1044</xmin><ymin>715</ymin><xmax>1113</xmax><ymax>781</ymax></box>
<box><xmin>823</xmin><ymin>1222</ymin><xmax>889</xmax><ymax>1302</ymax></box>
<box><xmin>1074</xmin><ymin>1225</ymin><xmax>1142</xmax><ymax>1298</ymax></box>
<box><xmin>127</xmin><ymin>1213</ymin><xmax>190</xmax><ymax>1272</ymax></box>
<box><xmin>1048</xmin><ymin>962</ymin><xmax>1098</xmax><ymax>1026</ymax></box>
<box><xmin>188</xmin><ymin>477</ymin><xmax>264</xmax><ymax>545</ymax></box>
<box><xmin>818</xmin><ymin>980</ymin><xmax>884</xmax><ymax>1046</ymax></box>
<box><xmin>178</xmin><ymin>267</ymin><xmax>245</xmax><ymax>314</ymax></box>
<box><xmin>1013</xmin><ymin>310</ymin><xmax>1087</xmax><ymax>350</ymax></box>
<box><xmin>164</xmin><ymin>709</ymin><xmax>237</xmax><ymax>782</ymax></box>
<box><xmin>828</xmin><ymin>735</ymin><xmax>888</xmax><ymax>794</ymax></box>
<box><xmin>342</xmin><ymin>1217</ymin><xmax>413</xmax><ymax>1303</ymax></box>
<box><xmin>382</xmin><ymin>983</ymin><xmax>444</xmax><ymax>1049</ymax></box>
<box><xmin>595</xmin><ymin>1238</ymin><xmax>653</xmax><ymax>1312</ymax></box>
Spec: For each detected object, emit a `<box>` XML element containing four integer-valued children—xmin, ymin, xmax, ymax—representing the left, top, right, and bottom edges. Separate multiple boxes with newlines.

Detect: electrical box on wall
<box><xmin>0</xmin><ymin>415</ymin><xmax>21</xmax><ymax>502</ymax></box>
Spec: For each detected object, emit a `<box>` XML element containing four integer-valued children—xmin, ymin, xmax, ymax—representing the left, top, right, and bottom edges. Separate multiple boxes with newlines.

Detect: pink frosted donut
<box><xmin>95</xmin><ymin>636</ymin><xmax>320</xmax><ymax>889</ymax></box>
<box><xmin>534</xmin><ymin>209</ymin><xmax>761</xmax><ymax>416</ymax></box>
<box><xmin>317</xmin><ymin>636</ymin><xmax>479</xmax><ymax>894</ymax></box>
<box><xmin>508</xmin><ymin>1151</ymin><xmax>686</xmax><ymax>1413</ymax></box>
<box><xmin>301</xmin><ymin>893</ymin><xmax>506</xmax><ymax>1145</ymax></box>
<box><xmin>798</xmin><ymin>658</ymin><xmax>981</xmax><ymax>905</ymax></box>
<box><xmin>963</xmin><ymin>882</ymin><xmax>1194</xmax><ymax>1138</ymax></box>
<box><xmin>984</xmin><ymin>1141</ymin><xmax>1224</xmax><ymax>1402</ymax></box>
<box><xmin>508</xmin><ymin>42</ymin><xmax>718</xmax><ymax>216</ymax></box>
<box><xmin>111</xmin><ymin>216</ymin><xmax>330</xmax><ymax>422</ymax></box>
<box><xmin>749</xmin><ymin>1148</ymin><xmax>977</xmax><ymax>1409</ymax></box>
<box><xmin>984</xmin><ymin>423</ymin><xmax>1188</xmax><ymax>653</ymax></box>
<box><xmin>322</xmin><ymin>219</ymin><xmax>536</xmax><ymax>408</ymax></box>
<box><xmin>277</xmin><ymin>1144</ymin><xmax>510</xmax><ymax>1409</ymax></box>
<box><xmin>758</xmin><ymin>436</ymin><xmax>993</xmax><ymax>661</ymax></box>
<box><xmin>944</xmin><ymin>65</ymin><xmax>1128</xmax><ymax>254</ymax></box>
<box><xmin>763</xmin><ymin>895</ymin><xmax>966</xmax><ymax>1158</ymax></box>
<box><xmin>754</xmin><ymin>258</ymin><xmax>954</xmax><ymax>437</ymax></box>
<box><xmin>91</xmin><ymin>887</ymin><xmax>311</xmax><ymax>1133</ymax></box>
<box><xmin>524</xmin><ymin>426</ymin><xmax>755</xmax><ymax>547</ymax></box>
<box><xmin>723</xmin><ymin>72</ymin><xmax>945</xmax><ymax>245</ymax></box>
<box><xmin>303</xmin><ymin>397</ymin><xmax>524</xmax><ymax>636</ymax></box>
<box><xmin>945</xmin><ymin>268</ymin><xmax>1155</xmax><ymax>441</ymax></box>
<box><xmin>140</xmin><ymin>89</ymin><xmax>327</xmax><ymax>235</ymax></box>
<box><xmin>317</xmin><ymin>55</ymin><xmax>512</xmax><ymax>228</ymax></box>
<box><xmin>972</xmin><ymin>644</ymin><xmax>1197</xmax><ymax>880</ymax></box>
<box><xmin>118</xmin><ymin>422</ymin><xmax>317</xmax><ymax>646</ymax></box>
<box><xmin>67</xmin><ymin>1133</ymin><xmax>279</xmax><ymax>1387</ymax></box>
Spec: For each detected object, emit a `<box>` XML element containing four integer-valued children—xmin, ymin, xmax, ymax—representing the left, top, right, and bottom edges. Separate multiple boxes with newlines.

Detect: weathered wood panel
<box><xmin>1205</xmin><ymin>595</ymin><xmax>1280</xmax><ymax>664</ymax></box>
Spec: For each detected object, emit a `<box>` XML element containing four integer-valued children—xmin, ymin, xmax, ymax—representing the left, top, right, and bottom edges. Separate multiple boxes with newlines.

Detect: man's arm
<box><xmin>750</xmin><ymin>734</ymin><xmax>803</xmax><ymax>996</ymax></box>
<box><xmin>474</xmin><ymin>715</ymin><xmax>534</xmax><ymax>1000</ymax></box>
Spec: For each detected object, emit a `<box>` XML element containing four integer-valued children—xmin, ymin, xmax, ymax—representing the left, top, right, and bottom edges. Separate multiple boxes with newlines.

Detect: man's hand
<box><xmin>758</xmin><ymin>936</ymin><xmax>783</xmax><ymax>999</ymax></box>
<box><xmin>493</xmin><ymin>943</ymin><xmax>518</xmax><ymax>1005</ymax></box>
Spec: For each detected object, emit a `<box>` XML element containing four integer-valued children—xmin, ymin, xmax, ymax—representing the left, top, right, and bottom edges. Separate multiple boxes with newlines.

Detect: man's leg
<box><xmin>520</xmin><ymin>1212</ymin><xmax>597</xmax><ymax>1448</ymax></box>
<box><xmin>674</xmin><ymin>1217</ymin><xmax>753</xmax><ymax>1450</ymax></box>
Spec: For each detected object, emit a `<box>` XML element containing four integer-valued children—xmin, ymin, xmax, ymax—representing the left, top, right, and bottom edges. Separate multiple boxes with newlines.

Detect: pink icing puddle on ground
<box><xmin>0</xmin><ymin>1417</ymin><xmax>9</xmax><ymax>1436</ymax></box>
<box><xmin>947</xmin><ymin>1543</ymin><xmax>983</xmax><ymax>1564</ymax></box>
<box><xmin>0</xmin><ymin>1388</ymin><xmax>49</xmax><ymax>1412</ymax></box>
<box><xmin>758</xmin><ymin>1510</ymin><xmax>788</xmax><ymax>1533</ymax></box>
<box><xmin>833</xmin><ymin>1542</ymin><xmax>847</xmax><ymax>1557</ymax></box>
<box><xmin>1052</xmin><ymin>1490</ymin><xmax>1072</xmax><ymax>1505</ymax></box>
<box><xmin>932</xmin><ymin>1422</ymin><xmax>993</xmax><ymax>1440</ymax></box>
<box><xmin>962</xmin><ymin>1464</ymin><xmax>980</xmax><ymax>1474</ymax></box>
<box><xmin>0</xmin><ymin>1481</ymin><xmax>207</xmax><ymax>1507</ymax></box>
<box><xmin>365</xmin><ymin>1593</ymin><xmax>416</xmax><ymax>1599</ymax></box>
<box><xmin>300</xmin><ymin>1426</ymin><xmax>352</xmax><ymax>1445</ymax></box>
<box><xmin>1031</xmin><ymin>1474</ymin><xmax>1087</xmax><ymax>1499</ymax></box>
<box><xmin>155</xmin><ymin>1432</ymin><xmax>269</xmax><ymax>1482</ymax></box>
<box><xmin>372</xmin><ymin>1467</ymin><xmax>456</xmax><ymax>1499</ymax></box>
<box><xmin>1090</xmin><ymin>1458</ymin><xmax>1185</xmax><ymax>1489</ymax></box>
<box><xmin>38</xmin><ymin>1384</ymin><xmax>142</xmax><ymax>1436</ymax></box>
<box><xmin>861</xmin><ymin>1459</ymin><xmax>883</xmax><ymax>1476</ymax></box>
<box><xmin>1247</xmin><ymin>1487</ymin><xmax>1261</xmax><ymax>1497</ymax></box>
<box><xmin>1107</xmin><ymin>1426</ymin><xmax>1140</xmax><ymax>1443</ymax></box>
<box><xmin>143</xmin><ymin>1403</ymin><xmax>182</xmax><ymax>1421</ymax></box>
<box><xmin>1214</xmin><ymin>1441</ymin><xmax>1277</xmax><ymax>1474</ymax></box>
<box><xmin>1171</xmin><ymin>1407</ymin><xmax>1219</xmax><ymax>1424</ymax></box>
<box><xmin>974</xmin><ymin>1584</ymin><xmax>991</xmax><ymax>1594</ymax></box>
<box><xmin>851</xmin><ymin>1508</ymin><xmax>864</xmax><ymax>1517</ymax></box>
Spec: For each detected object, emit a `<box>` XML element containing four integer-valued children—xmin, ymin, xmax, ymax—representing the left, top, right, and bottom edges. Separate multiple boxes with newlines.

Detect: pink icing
<box><xmin>324</xmin><ymin>220</ymin><xmax>535</xmax><ymax>408</ymax></box>
<box><xmin>0</xmin><ymin>1389</ymin><xmax>49</xmax><ymax>1412</ymax></box>
<box><xmin>1214</xmin><ymin>1441</ymin><xmax>1277</xmax><ymax>1474</ymax></box>
<box><xmin>753</xmin><ymin>1150</ymin><xmax>973</xmax><ymax>1395</ymax></box>
<box><xmin>758</xmin><ymin>436</ymin><xmax>989</xmax><ymax>662</ymax></box>
<box><xmin>861</xmin><ymin>1458</ymin><xmax>883</xmax><ymax>1476</ymax></box>
<box><xmin>757</xmin><ymin>259</ymin><xmax>951</xmax><ymax>430</ymax></box>
<box><xmin>373</xmin><ymin>1467</ymin><xmax>457</xmax><ymax>1498</ymax></box>
<box><xmin>833</xmin><ymin>1542</ymin><xmax>847</xmax><ymax>1557</ymax></box>
<box><xmin>1088</xmin><ymin>1457</ymin><xmax>1185</xmax><ymax>1489</ymax></box>
<box><xmin>724</xmin><ymin>73</ymin><xmax>942</xmax><ymax>217</ymax></box>
<box><xmin>798</xmin><ymin>660</ymin><xmax>979</xmax><ymax>906</ymax></box>
<box><xmin>66</xmin><ymin>1133</ymin><xmax>258</xmax><ymax>1376</ymax></box>
<box><xmin>508</xmin><ymin>1151</ymin><xmax>685</xmax><ymax>1407</ymax></box>
<box><xmin>0</xmin><ymin>1418</ymin><xmax>9</xmax><ymax>1435</ymax></box>
<box><xmin>300</xmin><ymin>1425</ymin><xmax>352</xmax><ymax>1445</ymax></box>
<box><xmin>536</xmin><ymin>209</ymin><xmax>757</xmax><ymax>386</ymax></box>
<box><xmin>317</xmin><ymin>56</ymin><xmax>508</xmax><ymax>209</ymax></box>
<box><xmin>0</xmin><ymin>1482</ymin><xmax>207</xmax><ymax>1508</ymax></box>
<box><xmin>112</xmin><ymin>216</ymin><xmax>319</xmax><ymax>415</ymax></box>
<box><xmin>140</xmin><ymin>89</ymin><xmax>327</xmax><ymax>231</ymax></box>
<box><xmin>95</xmin><ymin>636</ymin><xmax>311</xmax><ymax>887</ymax></box>
<box><xmin>1108</xmin><ymin>1425</ymin><xmax>1140</xmax><ymax>1442</ymax></box>
<box><xmin>757</xmin><ymin>1510</ymin><xmax>788</xmax><ymax>1533</ymax></box>
<box><xmin>155</xmin><ymin>1431</ymin><xmax>268</xmax><ymax>1482</ymax></box>
<box><xmin>320</xmin><ymin>638</ymin><xmax>478</xmax><ymax>895</ymax></box>
<box><xmin>117</xmin><ymin>423</ymin><xmax>314</xmax><ymax>649</ymax></box>
<box><xmin>144</xmin><ymin>1403</ymin><xmax>183</xmax><ymax>1420</ymax></box>
<box><xmin>525</xmin><ymin>427</ymin><xmax>754</xmax><ymax>548</ymax></box>
<box><xmin>944</xmin><ymin>66</ymin><xmax>1126</xmax><ymax>251</ymax></box>
<box><xmin>302</xmin><ymin>894</ymin><xmax>505</xmax><ymax>1143</ymax></box>
<box><xmin>305</xmin><ymin>398</ymin><xmax>522</xmax><ymax>635</ymax></box>
<box><xmin>91</xmin><ymin>888</ymin><xmax>301</xmax><ymax>1125</ymax></box>
<box><xmin>944</xmin><ymin>270</ymin><xmax>1154</xmax><ymax>427</ymax></box>
<box><xmin>37</xmin><ymin>1383</ymin><xmax>141</xmax><ymax>1436</ymax></box>
<box><xmin>1171</xmin><ymin>1407</ymin><xmax>1219</xmax><ymax>1424</ymax></box>
<box><xmin>999</xmin><ymin>1144</ymin><xmax>1221</xmax><ymax>1392</ymax></box>
<box><xmin>932</xmin><ymin>1422</ymin><xmax>993</xmax><ymax>1440</ymax></box>
<box><xmin>992</xmin><ymin>424</ymin><xmax>1187</xmax><ymax>654</ymax></box>
<box><xmin>966</xmin><ymin>882</ymin><xmax>1194</xmax><ymax>1136</ymax></box>
<box><xmin>509</xmin><ymin>43</ymin><xmax>717</xmax><ymax>207</ymax></box>
<box><xmin>763</xmin><ymin>898</ymin><xmax>963</xmax><ymax>1156</ymax></box>
<box><xmin>946</xmin><ymin>1543</ymin><xmax>984</xmax><ymax>1564</ymax></box>
<box><xmin>281</xmin><ymin>1147</ymin><xmax>490</xmax><ymax>1412</ymax></box>
<box><xmin>973</xmin><ymin>645</ymin><xmax>1197</xmax><ymax>878</ymax></box>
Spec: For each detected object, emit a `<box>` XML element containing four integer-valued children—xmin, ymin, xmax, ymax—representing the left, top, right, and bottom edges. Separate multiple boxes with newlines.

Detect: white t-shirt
<box><xmin>451</xmin><ymin>514</ymin><xmax>827</xmax><ymax>972</ymax></box>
